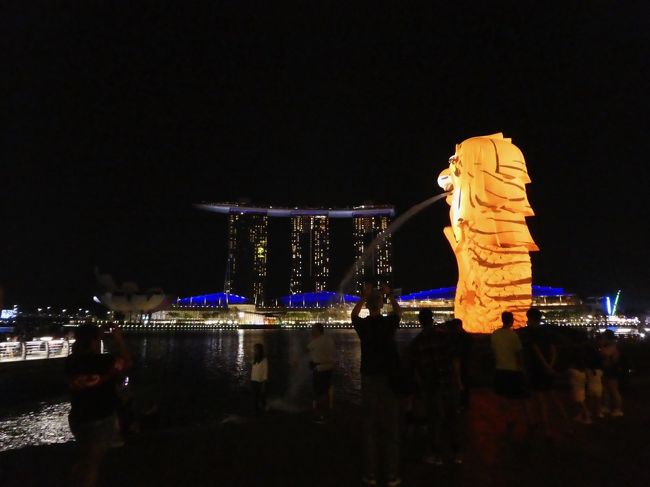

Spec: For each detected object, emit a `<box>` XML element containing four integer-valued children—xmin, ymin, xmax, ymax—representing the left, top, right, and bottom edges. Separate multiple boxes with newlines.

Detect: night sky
<box><xmin>4</xmin><ymin>3</ymin><xmax>650</xmax><ymax>311</ymax></box>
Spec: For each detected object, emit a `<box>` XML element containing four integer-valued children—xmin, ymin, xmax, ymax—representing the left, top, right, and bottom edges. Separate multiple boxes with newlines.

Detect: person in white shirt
<box><xmin>490</xmin><ymin>311</ymin><xmax>530</xmax><ymax>439</ymax></box>
<box><xmin>251</xmin><ymin>343</ymin><xmax>268</xmax><ymax>415</ymax></box>
<box><xmin>307</xmin><ymin>324</ymin><xmax>336</xmax><ymax>423</ymax></box>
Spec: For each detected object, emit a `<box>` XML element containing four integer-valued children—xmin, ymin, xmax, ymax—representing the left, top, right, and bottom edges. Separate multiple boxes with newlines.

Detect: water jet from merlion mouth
<box><xmin>337</xmin><ymin>192</ymin><xmax>450</xmax><ymax>295</ymax></box>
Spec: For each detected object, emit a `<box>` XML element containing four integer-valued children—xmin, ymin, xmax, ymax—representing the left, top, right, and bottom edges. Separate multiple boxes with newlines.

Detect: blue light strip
<box><xmin>399</xmin><ymin>285</ymin><xmax>566</xmax><ymax>301</ymax></box>
<box><xmin>399</xmin><ymin>287</ymin><xmax>457</xmax><ymax>301</ymax></box>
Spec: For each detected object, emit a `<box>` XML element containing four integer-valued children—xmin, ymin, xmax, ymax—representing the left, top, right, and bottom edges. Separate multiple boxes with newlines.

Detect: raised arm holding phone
<box><xmin>352</xmin><ymin>282</ymin><xmax>403</xmax><ymax>487</ymax></box>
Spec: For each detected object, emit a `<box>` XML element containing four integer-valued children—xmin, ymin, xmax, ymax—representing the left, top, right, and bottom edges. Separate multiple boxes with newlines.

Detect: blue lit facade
<box><xmin>280</xmin><ymin>291</ymin><xmax>360</xmax><ymax>308</ymax></box>
<box><xmin>399</xmin><ymin>285</ymin><xmax>567</xmax><ymax>302</ymax></box>
<box><xmin>399</xmin><ymin>287</ymin><xmax>457</xmax><ymax>301</ymax></box>
<box><xmin>531</xmin><ymin>285</ymin><xmax>566</xmax><ymax>297</ymax></box>
<box><xmin>176</xmin><ymin>293</ymin><xmax>248</xmax><ymax>307</ymax></box>
<box><xmin>177</xmin><ymin>285</ymin><xmax>569</xmax><ymax>309</ymax></box>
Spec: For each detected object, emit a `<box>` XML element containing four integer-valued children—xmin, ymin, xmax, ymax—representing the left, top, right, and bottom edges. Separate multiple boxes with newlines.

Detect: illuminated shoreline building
<box><xmin>197</xmin><ymin>203</ymin><xmax>395</xmax><ymax>306</ymax></box>
<box><xmin>353</xmin><ymin>213</ymin><xmax>393</xmax><ymax>293</ymax></box>
<box><xmin>170</xmin><ymin>285</ymin><xmax>615</xmax><ymax>330</ymax></box>
<box><xmin>224</xmin><ymin>213</ymin><xmax>268</xmax><ymax>306</ymax></box>
<box><xmin>290</xmin><ymin>215</ymin><xmax>330</xmax><ymax>294</ymax></box>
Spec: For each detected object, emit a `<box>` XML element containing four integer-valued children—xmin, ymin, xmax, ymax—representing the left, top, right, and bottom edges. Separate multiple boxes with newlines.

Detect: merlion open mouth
<box><xmin>437</xmin><ymin>168</ymin><xmax>453</xmax><ymax>191</ymax></box>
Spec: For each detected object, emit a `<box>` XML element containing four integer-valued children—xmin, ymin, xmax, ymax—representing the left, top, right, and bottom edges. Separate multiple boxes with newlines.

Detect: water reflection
<box><xmin>0</xmin><ymin>329</ymin><xmax>418</xmax><ymax>451</ymax></box>
<box><xmin>0</xmin><ymin>402</ymin><xmax>72</xmax><ymax>451</ymax></box>
<box><xmin>140</xmin><ymin>336</ymin><xmax>148</xmax><ymax>364</ymax></box>
<box><xmin>236</xmin><ymin>329</ymin><xmax>245</xmax><ymax>371</ymax></box>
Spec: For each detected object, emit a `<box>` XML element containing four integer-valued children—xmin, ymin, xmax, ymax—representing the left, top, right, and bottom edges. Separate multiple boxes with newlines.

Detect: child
<box><xmin>567</xmin><ymin>349</ymin><xmax>591</xmax><ymax>424</ymax></box>
<box><xmin>586</xmin><ymin>343</ymin><xmax>604</xmax><ymax>418</ymax></box>
<box><xmin>251</xmin><ymin>343</ymin><xmax>268</xmax><ymax>414</ymax></box>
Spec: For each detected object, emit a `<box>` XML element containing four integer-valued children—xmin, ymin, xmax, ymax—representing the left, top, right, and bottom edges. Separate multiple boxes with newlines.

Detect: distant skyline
<box><xmin>4</xmin><ymin>4</ymin><xmax>650</xmax><ymax>311</ymax></box>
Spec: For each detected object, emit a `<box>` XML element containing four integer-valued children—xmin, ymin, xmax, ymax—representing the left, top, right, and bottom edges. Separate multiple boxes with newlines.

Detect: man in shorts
<box><xmin>520</xmin><ymin>308</ymin><xmax>570</xmax><ymax>436</ymax></box>
<box><xmin>491</xmin><ymin>312</ymin><xmax>529</xmax><ymax>439</ymax></box>
<box><xmin>65</xmin><ymin>324</ymin><xmax>132</xmax><ymax>486</ymax></box>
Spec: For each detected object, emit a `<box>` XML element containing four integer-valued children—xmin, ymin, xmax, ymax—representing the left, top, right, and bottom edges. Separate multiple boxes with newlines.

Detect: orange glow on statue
<box><xmin>438</xmin><ymin>133</ymin><xmax>538</xmax><ymax>333</ymax></box>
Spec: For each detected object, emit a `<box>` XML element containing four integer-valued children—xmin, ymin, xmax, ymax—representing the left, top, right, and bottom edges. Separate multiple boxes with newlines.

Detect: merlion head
<box><xmin>437</xmin><ymin>133</ymin><xmax>538</xmax><ymax>251</ymax></box>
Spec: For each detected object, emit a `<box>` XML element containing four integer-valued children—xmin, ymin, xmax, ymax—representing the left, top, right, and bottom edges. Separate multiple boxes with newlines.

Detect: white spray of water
<box><xmin>267</xmin><ymin>193</ymin><xmax>451</xmax><ymax>413</ymax></box>
<box><xmin>266</xmin><ymin>339</ymin><xmax>312</xmax><ymax>413</ymax></box>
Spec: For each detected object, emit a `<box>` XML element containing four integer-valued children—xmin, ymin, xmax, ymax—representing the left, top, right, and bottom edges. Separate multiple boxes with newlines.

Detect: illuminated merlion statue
<box><xmin>437</xmin><ymin>133</ymin><xmax>538</xmax><ymax>332</ymax></box>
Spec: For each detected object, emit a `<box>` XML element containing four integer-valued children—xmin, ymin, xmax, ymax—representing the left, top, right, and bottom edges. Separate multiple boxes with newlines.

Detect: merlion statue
<box><xmin>437</xmin><ymin>133</ymin><xmax>538</xmax><ymax>332</ymax></box>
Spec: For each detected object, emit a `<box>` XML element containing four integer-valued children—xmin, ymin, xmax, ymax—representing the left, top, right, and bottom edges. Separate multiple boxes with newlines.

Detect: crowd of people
<box><xmin>303</xmin><ymin>283</ymin><xmax>625</xmax><ymax>486</ymax></box>
<box><xmin>491</xmin><ymin>308</ymin><xmax>626</xmax><ymax>442</ymax></box>
<box><xmin>63</xmin><ymin>284</ymin><xmax>628</xmax><ymax>487</ymax></box>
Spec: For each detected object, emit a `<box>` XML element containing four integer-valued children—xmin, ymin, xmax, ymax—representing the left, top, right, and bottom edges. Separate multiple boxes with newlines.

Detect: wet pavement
<box><xmin>2</xmin><ymin>385</ymin><xmax>649</xmax><ymax>487</ymax></box>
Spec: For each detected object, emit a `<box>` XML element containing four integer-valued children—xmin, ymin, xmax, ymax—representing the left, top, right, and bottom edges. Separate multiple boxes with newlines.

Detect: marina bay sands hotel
<box><xmin>197</xmin><ymin>202</ymin><xmax>395</xmax><ymax>306</ymax></box>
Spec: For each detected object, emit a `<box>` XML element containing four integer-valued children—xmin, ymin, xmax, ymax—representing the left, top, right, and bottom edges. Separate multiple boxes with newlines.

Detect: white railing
<box><xmin>0</xmin><ymin>339</ymin><xmax>73</xmax><ymax>363</ymax></box>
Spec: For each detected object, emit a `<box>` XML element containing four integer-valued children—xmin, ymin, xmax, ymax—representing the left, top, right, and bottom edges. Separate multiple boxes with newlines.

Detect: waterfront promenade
<box><xmin>2</xmin><ymin>384</ymin><xmax>649</xmax><ymax>487</ymax></box>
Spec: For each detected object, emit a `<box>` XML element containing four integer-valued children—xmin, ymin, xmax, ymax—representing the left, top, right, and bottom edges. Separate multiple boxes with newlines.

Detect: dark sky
<box><xmin>3</xmin><ymin>3</ymin><xmax>650</xmax><ymax>311</ymax></box>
